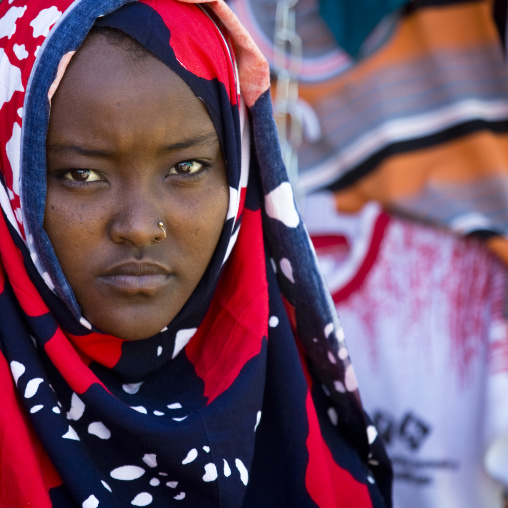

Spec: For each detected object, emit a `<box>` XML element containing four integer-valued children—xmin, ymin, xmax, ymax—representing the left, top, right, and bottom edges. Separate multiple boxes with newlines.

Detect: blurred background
<box><xmin>229</xmin><ymin>1</ymin><xmax>508</xmax><ymax>507</ymax></box>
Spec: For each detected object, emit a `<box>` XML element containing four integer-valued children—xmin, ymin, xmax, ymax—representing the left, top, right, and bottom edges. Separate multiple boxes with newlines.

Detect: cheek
<box><xmin>43</xmin><ymin>193</ymin><xmax>103</xmax><ymax>273</ymax></box>
<box><xmin>45</xmin><ymin>204</ymin><xmax>92</xmax><ymax>241</ymax></box>
<box><xmin>169</xmin><ymin>183</ymin><xmax>229</xmax><ymax>245</ymax></box>
<box><xmin>193</xmin><ymin>186</ymin><xmax>229</xmax><ymax>244</ymax></box>
<box><xmin>45</xmin><ymin>181</ymin><xmax>105</xmax><ymax>230</ymax></box>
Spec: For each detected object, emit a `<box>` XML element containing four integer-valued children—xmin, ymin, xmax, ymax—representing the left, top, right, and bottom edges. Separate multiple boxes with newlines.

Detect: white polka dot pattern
<box><xmin>29</xmin><ymin>7</ymin><xmax>61</xmax><ymax>38</ymax></box>
<box><xmin>264</xmin><ymin>182</ymin><xmax>300</xmax><ymax>228</ymax></box>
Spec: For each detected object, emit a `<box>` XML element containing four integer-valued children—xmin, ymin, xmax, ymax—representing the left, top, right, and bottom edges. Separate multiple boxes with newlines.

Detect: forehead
<box><xmin>56</xmin><ymin>32</ymin><xmax>188</xmax><ymax>103</ymax></box>
<box><xmin>48</xmin><ymin>33</ymin><xmax>216</xmax><ymax>148</ymax></box>
<box><xmin>84</xmin><ymin>27</ymin><xmax>150</xmax><ymax>61</ymax></box>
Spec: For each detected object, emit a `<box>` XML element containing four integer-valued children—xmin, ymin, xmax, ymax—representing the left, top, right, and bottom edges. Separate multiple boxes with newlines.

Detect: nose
<box><xmin>109</xmin><ymin>187</ymin><xmax>166</xmax><ymax>247</ymax></box>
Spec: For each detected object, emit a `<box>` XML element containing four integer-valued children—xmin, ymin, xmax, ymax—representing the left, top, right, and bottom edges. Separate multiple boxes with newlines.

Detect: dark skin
<box><xmin>44</xmin><ymin>34</ymin><xmax>229</xmax><ymax>340</ymax></box>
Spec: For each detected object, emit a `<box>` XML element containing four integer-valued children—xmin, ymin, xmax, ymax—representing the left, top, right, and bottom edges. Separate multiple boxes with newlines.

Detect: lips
<box><xmin>98</xmin><ymin>262</ymin><xmax>172</xmax><ymax>294</ymax></box>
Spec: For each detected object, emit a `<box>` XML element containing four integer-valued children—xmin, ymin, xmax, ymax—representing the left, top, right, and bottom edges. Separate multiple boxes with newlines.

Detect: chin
<box><xmin>83</xmin><ymin>303</ymin><xmax>179</xmax><ymax>340</ymax></box>
<box><xmin>91</xmin><ymin>318</ymin><xmax>169</xmax><ymax>341</ymax></box>
<box><xmin>117</xmin><ymin>331</ymin><xmax>161</xmax><ymax>341</ymax></box>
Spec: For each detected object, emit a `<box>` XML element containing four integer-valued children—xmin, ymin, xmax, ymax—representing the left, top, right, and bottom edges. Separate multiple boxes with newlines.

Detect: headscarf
<box><xmin>0</xmin><ymin>1</ymin><xmax>391</xmax><ymax>506</ymax></box>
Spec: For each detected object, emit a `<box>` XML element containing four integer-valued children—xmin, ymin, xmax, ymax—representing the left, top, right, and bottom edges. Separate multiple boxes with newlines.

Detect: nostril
<box><xmin>110</xmin><ymin>213</ymin><xmax>168</xmax><ymax>247</ymax></box>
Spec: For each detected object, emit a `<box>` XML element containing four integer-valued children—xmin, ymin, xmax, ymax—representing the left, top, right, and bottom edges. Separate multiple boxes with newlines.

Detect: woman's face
<box><xmin>44</xmin><ymin>34</ymin><xmax>229</xmax><ymax>340</ymax></box>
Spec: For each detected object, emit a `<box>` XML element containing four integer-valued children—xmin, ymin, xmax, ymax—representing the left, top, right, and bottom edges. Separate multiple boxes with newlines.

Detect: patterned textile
<box><xmin>0</xmin><ymin>0</ymin><xmax>391</xmax><ymax>506</ymax></box>
<box><xmin>231</xmin><ymin>0</ymin><xmax>508</xmax><ymax>265</ymax></box>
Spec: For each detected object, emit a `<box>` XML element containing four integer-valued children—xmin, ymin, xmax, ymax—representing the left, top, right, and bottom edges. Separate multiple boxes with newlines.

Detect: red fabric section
<box><xmin>68</xmin><ymin>332</ymin><xmax>126</xmax><ymax>369</ymax></box>
<box><xmin>0</xmin><ymin>0</ymin><xmax>76</xmax><ymax>239</ymax></box>
<box><xmin>238</xmin><ymin>185</ymin><xmax>247</xmax><ymax>218</ymax></box>
<box><xmin>311</xmin><ymin>234</ymin><xmax>349</xmax><ymax>250</ymax></box>
<box><xmin>0</xmin><ymin>259</ymin><xmax>4</xmax><ymax>294</ymax></box>
<box><xmin>282</xmin><ymin>296</ymin><xmax>297</xmax><ymax>331</ymax></box>
<box><xmin>328</xmin><ymin>212</ymin><xmax>390</xmax><ymax>304</ymax></box>
<box><xmin>304</xmin><ymin>392</ymin><xmax>373</xmax><ymax>508</ymax></box>
<box><xmin>0</xmin><ymin>352</ymin><xmax>61</xmax><ymax>506</ymax></box>
<box><xmin>45</xmin><ymin>329</ymin><xmax>107</xmax><ymax>395</ymax></box>
<box><xmin>140</xmin><ymin>0</ymin><xmax>237</xmax><ymax>104</ymax></box>
<box><xmin>186</xmin><ymin>207</ymin><xmax>268</xmax><ymax>403</ymax></box>
<box><xmin>299</xmin><ymin>349</ymin><xmax>373</xmax><ymax>508</ymax></box>
<box><xmin>0</xmin><ymin>212</ymin><xmax>48</xmax><ymax>317</ymax></box>
<box><xmin>0</xmin><ymin>0</ymin><xmax>75</xmax><ymax>90</ymax></box>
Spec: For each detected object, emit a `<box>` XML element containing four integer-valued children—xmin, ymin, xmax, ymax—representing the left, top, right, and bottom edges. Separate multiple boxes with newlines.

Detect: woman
<box><xmin>0</xmin><ymin>0</ymin><xmax>391</xmax><ymax>506</ymax></box>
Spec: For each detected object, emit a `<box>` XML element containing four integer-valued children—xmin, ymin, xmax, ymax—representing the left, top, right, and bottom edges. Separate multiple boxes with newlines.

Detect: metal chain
<box><xmin>273</xmin><ymin>0</ymin><xmax>303</xmax><ymax>205</ymax></box>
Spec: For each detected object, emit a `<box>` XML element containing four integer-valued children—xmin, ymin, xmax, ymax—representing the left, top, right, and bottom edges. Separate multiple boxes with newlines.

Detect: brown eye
<box><xmin>169</xmin><ymin>161</ymin><xmax>203</xmax><ymax>175</ymax></box>
<box><xmin>64</xmin><ymin>169</ymin><xmax>102</xmax><ymax>182</ymax></box>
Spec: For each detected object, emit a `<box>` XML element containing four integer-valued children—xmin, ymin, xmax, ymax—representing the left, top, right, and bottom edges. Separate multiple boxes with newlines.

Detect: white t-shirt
<box><xmin>305</xmin><ymin>194</ymin><xmax>508</xmax><ymax>508</ymax></box>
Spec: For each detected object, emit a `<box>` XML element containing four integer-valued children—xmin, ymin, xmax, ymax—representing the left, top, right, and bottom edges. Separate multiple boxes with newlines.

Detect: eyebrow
<box><xmin>46</xmin><ymin>131</ymin><xmax>219</xmax><ymax>158</ymax></box>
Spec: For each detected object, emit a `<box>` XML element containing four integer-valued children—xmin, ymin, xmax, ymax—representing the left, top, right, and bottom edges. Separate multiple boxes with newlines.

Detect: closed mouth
<box><xmin>99</xmin><ymin>263</ymin><xmax>172</xmax><ymax>294</ymax></box>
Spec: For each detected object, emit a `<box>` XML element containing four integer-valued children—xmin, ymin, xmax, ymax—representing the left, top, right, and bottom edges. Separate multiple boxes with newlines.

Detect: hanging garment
<box><xmin>231</xmin><ymin>0</ymin><xmax>508</xmax><ymax>265</ymax></box>
<box><xmin>306</xmin><ymin>194</ymin><xmax>508</xmax><ymax>508</ymax></box>
<box><xmin>318</xmin><ymin>0</ymin><xmax>409</xmax><ymax>58</ymax></box>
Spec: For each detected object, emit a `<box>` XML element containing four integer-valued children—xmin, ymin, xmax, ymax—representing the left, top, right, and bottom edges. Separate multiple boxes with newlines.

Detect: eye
<box><xmin>63</xmin><ymin>169</ymin><xmax>103</xmax><ymax>182</ymax></box>
<box><xmin>168</xmin><ymin>160</ymin><xmax>204</xmax><ymax>176</ymax></box>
